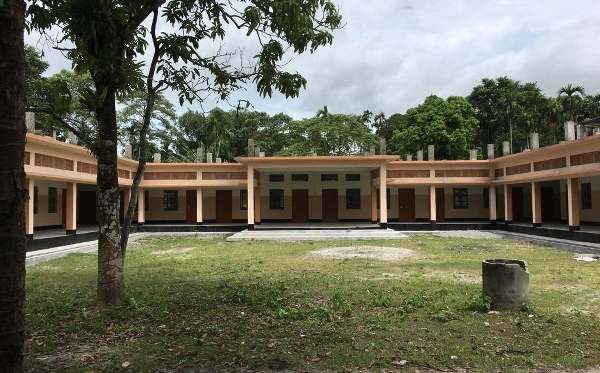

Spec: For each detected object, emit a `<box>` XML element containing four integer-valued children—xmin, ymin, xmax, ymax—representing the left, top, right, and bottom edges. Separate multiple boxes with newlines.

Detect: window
<box><xmin>453</xmin><ymin>188</ymin><xmax>468</xmax><ymax>209</ymax></box>
<box><xmin>269</xmin><ymin>189</ymin><xmax>284</xmax><ymax>210</ymax></box>
<box><xmin>376</xmin><ymin>188</ymin><xmax>391</xmax><ymax>209</ymax></box>
<box><xmin>346</xmin><ymin>189</ymin><xmax>361</xmax><ymax>209</ymax></box>
<box><xmin>240</xmin><ymin>190</ymin><xmax>248</xmax><ymax>210</ymax></box>
<box><xmin>269</xmin><ymin>174</ymin><xmax>284</xmax><ymax>182</ymax></box>
<box><xmin>582</xmin><ymin>182</ymin><xmax>592</xmax><ymax>209</ymax></box>
<box><xmin>292</xmin><ymin>174</ymin><xmax>308</xmax><ymax>182</ymax></box>
<box><xmin>483</xmin><ymin>187</ymin><xmax>489</xmax><ymax>209</ymax></box>
<box><xmin>33</xmin><ymin>186</ymin><xmax>38</xmax><ymax>214</ymax></box>
<box><xmin>163</xmin><ymin>190</ymin><xmax>178</xmax><ymax>211</ymax></box>
<box><xmin>144</xmin><ymin>190</ymin><xmax>149</xmax><ymax>211</ymax></box>
<box><xmin>345</xmin><ymin>174</ymin><xmax>361</xmax><ymax>181</ymax></box>
<box><xmin>321</xmin><ymin>173</ymin><xmax>338</xmax><ymax>182</ymax></box>
<box><xmin>48</xmin><ymin>187</ymin><xmax>57</xmax><ymax>213</ymax></box>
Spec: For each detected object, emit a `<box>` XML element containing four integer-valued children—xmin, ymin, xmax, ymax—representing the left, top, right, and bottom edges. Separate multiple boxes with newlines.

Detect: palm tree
<box><xmin>557</xmin><ymin>84</ymin><xmax>585</xmax><ymax>121</ymax></box>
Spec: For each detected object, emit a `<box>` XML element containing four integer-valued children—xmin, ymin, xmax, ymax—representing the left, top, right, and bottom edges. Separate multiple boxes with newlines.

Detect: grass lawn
<box><xmin>25</xmin><ymin>235</ymin><xmax>600</xmax><ymax>372</ymax></box>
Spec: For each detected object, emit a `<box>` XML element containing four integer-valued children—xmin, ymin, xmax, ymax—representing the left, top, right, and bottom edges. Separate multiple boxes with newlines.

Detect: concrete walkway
<box><xmin>227</xmin><ymin>228</ymin><xmax>408</xmax><ymax>241</ymax></box>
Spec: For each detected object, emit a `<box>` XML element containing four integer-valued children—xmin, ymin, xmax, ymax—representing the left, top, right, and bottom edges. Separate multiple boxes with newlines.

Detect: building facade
<box><xmin>24</xmin><ymin>131</ymin><xmax>600</xmax><ymax>238</ymax></box>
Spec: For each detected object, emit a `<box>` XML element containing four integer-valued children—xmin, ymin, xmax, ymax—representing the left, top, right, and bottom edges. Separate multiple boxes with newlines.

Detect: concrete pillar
<box><xmin>26</xmin><ymin>178</ymin><xmax>34</xmax><ymax>238</ymax></box>
<box><xmin>504</xmin><ymin>184</ymin><xmax>513</xmax><ymax>223</ymax></box>
<box><xmin>66</xmin><ymin>182</ymin><xmax>77</xmax><ymax>234</ymax></box>
<box><xmin>67</xmin><ymin>131</ymin><xmax>78</xmax><ymax>145</ymax></box>
<box><xmin>371</xmin><ymin>185</ymin><xmax>377</xmax><ymax>224</ymax></box>
<box><xmin>379</xmin><ymin>165</ymin><xmax>387</xmax><ymax>228</ymax></box>
<box><xmin>247</xmin><ymin>165</ymin><xmax>255</xmax><ymax>229</ymax></box>
<box><xmin>254</xmin><ymin>147</ymin><xmax>260</xmax><ymax>157</ymax></box>
<box><xmin>153</xmin><ymin>153</ymin><xmax>161</xmax><ymax>163</ymax></box>
<box><xmin>196</xmin><ymin>147</ymin><xmax>204</xmax><ymax>162</ymax></box>
<box><xmin>406</xmin><ymin>154</ymin><xmax>413</xmax><ymax>161</ymax></box>
<box><xmin>487</xmin><ymin>144</ymin><xmax>495</xmax><ymax>160</ymax></box>
<box><xmin>531</xmin><ymin>133</ymin><xmax>539</xmax><ymax>150</ymax></box>
<box><xmin>567</xmin><ymin>178</ymin><xmax>580</xmax><ymax>231</ymax></box>
<box><xmin>26</xmin><ymin>112</ymin><xmax>35</xmax><ymax>132</ymax></box>
<box><xmin>565</xmin><ymin>121</ymin><xmax>576</xmax><ymax>141</ymax></box>
<box><xmin>254</xmin><ymin>187</ymin><xmax>261</xmax><ymax>224</ymax></box>
<box><xmin>379</xmin><ymin>137</ymin><xmax>386</xmax><ymax>155</ymax></box>
<box><xmin>196</xmin><ymin>188</ymin><xmax>203</xmax><ymax>224</ymax></box>
<box><xmin>206</xmin><ymin>153</ymin><xmax>213</xmax><ymax>163</ymax></box>
<box><xmin>248</xmin><ymin>138</ymin><xmax>254</xmax><ymax>156</ymax></box>
<box><xmin>502</xmin><ymin>141</ymin><xmax>510</xmax><ymax>156</ymax></box>
<box><xmin>427</xmin><ymin>145</ymin><xmax>435</xmax><ymax>161</ymax></box>
<box><xmin>531</xmin><ymin>182</ymin><xmax>542</xmax><ymax>227</ymax></box>
<box><xmin>489</xmin><ymin>186</ymin><xmax>497</xmax><ymax>223</ymax></box>
<box><xmin>216</xmin><ymin>157</ymin><xmax>222</xmax><ymax>163</ymax></box>
<box><xmin>429</xmin><ymin>185</ymin><xmax>437</xmax><ymax>226</ymax></box>
<box><xmin>124</xmin><ymin>145</ymin><xmax>132</xmax><ymax>159</ymax></box>
<box><xmin>369</xmin><ymin>145</ymin><xmax>376</xmax><ymax>156</ymax></box>
<box><xmin>577</xmin><ymin>124</ymin><xmax>586</xmax><ymax>139</ymax></box>
<box><xmin>417</xmin><ymin>150</ymin><xmax>424</xmax><ymax>161</ymax></box>
<box><xmin>469</xmin><ymin>149</ymin><xmax>478</xmax><ymax>160</ymax></box>
<box><xmin>137</xmin><ymin>188</ymin><xmax>145</xmax><ymax>224</ymax></box>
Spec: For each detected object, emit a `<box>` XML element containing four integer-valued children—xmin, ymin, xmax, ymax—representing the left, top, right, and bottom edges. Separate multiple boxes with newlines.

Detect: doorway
<box><xmin>292</xmin><ymin>189</ymin><xmax>309</xmax><ymax>223</ymax></box>
<box><xmin>186</xmin><ymin>190</ymin><xmax>197</xmax><ymax>223</ymax></box>
<box><xmin>435</xmin><ymin>188</ymin><xmax>445</xmax><ymax>221</ymax></box>
<box><xmin>321</xmin><ymin>189</ymin><xmax>338</xmax><ymax>223</ymax></box>
<box><xmin>216</xmin><ymin>190</ymin><xmax>232</xmax><ymax>223</ymax></box>
<box><xmin>397</xmin><ymin>188</ymin><xmax>416</xmax><ymax>222</ymax></box>
<box><xmin>512</xmin><ymin>186</ymin><xmax>524</xmax><ymax>221</ymax></box>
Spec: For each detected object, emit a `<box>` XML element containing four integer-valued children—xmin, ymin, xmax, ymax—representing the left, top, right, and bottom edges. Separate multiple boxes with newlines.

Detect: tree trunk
<box><xmin>95</xmin><ymin>86</ymin><xmax>125</xmax><ymax>307</ymax></box>
<box><xmin>0</xmin><ymin>1</ymin><xmax>26</xmax><ymax>371</ymax></box>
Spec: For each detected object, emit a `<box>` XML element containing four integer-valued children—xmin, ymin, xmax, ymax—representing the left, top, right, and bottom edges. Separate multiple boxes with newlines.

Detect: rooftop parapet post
<box><xmin>406</xmin><ymin>154</ymin><xmax>413</xmax><ymax>161</ymax></box>
<box><xmin>469</xmin><ymin>149</ymin><xmax>478</xmax><ymax>160</ymax></box>
<box><xmin>565</xmin><ymin>121</ymin><xmax>576</xmax><ymax>141</ymax></box>
<box><xmin>417</xmin><ymin>150</ymin><xmax>423</xmax><ymax>161</ymax></box>
<box><xmin>206</xmin><ymin>152</ymin><xmax>213</xmax><ymax>163</ymax></box>
<box><xmin>248</xmin><ymin>138</ymin><xmax>254</xmax><ymax>156</ymax></box>
<box><xmin>379</xmin><ymin>137</ymin><xmax>387</xmax><ymax>155</ymax></box>
<box><xmin>577</xmin><ymin>124</ymin><xmax>587</xmax><ymax>139</ymax></box>
<box><xmin>153</xmin><ymin>153</ymin><xmax>161</xmax><ymax>163</ymax></box>
<box><xmin>531</xmin><ymin>133</ymin><xmax>539</xmax><ymax>150</ymax></box>
<box><xmin>427</xmin><ymin>145</ymin><xmax>434</xmax><ymax>161</ymax></box>
<box><xmin>124</xmin><ymin>145</ymin><xmax>132</xmax><ymax>159</ymax></box>
<box><xmin>502</xmin><ymin>141</ymin><xmax>510</xmax><ymax>156</ymax></box>
<box><xmin>26</xmin><ymin>112</ymin><xmax>35</xmax><ymax>132</ymax></box>
<box><xmin>487</xmin><ymin>144</ymin><xmax>495</xmax><ymax>160</ymax></box>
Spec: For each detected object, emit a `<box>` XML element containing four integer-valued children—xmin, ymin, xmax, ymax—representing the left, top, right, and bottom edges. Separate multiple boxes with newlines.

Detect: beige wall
<box><xmin>560</xmin><ymin>177</ymin><xmax>600</xmax><ymax>223</ymax></box>
<box><xmin>33</xmin><ymin>180</ymin><xmax>65</xmax><ymax>227</ymax></box>
<box><xmin>259</xmin><ymin>171</ymin><xmax>372</xmax><ymax>220</ymax></box>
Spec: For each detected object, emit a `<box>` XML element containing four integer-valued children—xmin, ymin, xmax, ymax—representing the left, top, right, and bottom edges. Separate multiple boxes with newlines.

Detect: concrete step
<box><xmin>226</xmin><ymin>229</ymin><xmax>408</xmax><ymax>242</ymax></box>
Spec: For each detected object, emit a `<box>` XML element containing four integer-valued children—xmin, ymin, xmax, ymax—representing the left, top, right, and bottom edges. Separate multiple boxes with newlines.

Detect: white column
<box><xmin>247</xmin><ymin>166</ymin><xmax>255</xmax><ymax>228</ymax></box>
<box><xmin>567</xmin><ymin>178</ymin><xmax>580</xmax><ymax>231</ymax></box>
<box><xmin>379</xmin><ymin>164</ymin><xmax>387</xmax><ymax>227</ymax></box>
<box><xmin>196</xmin><ymin>188</ymin><xmax>203</xmax><ymax>224</ymax></box>
<box><xmin>137</xmin><ymin>188</ymin><xmax>145</xmax><ymax>224</ymax></box>
<box><xmin>26</xmin><ymin>178</ymin><xmax>34</xmax><ymax>237</ymax></box>
<box><xmin>66</xmin><ymin>182</ymin><xmax>77</xmax><ymax>234</ymax></box>
<box><xmin>488</xmin><ymin>186</ymin><xmax>497</xmax><ymax>222</ymax></box>
<box><xmin>429</xmin><ymin>185</ymin><xmax>437</xmax><ymax>224</ymax></box>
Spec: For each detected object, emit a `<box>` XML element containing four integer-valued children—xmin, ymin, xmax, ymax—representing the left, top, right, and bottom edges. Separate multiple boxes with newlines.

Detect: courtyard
<box><xmin>25</xmin><ymin>234</ymin><xmax>600</xmax><ymax>372</ymax></box>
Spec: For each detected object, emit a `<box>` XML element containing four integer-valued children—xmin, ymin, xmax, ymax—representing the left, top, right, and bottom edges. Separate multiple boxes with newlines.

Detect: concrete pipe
<box><xmin>482</xmin><ymin>259</ymin><xmax>530</xmax><ymax>311</ymax></box>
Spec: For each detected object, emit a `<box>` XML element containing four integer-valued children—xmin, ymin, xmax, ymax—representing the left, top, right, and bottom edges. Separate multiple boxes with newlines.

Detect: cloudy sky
<box><xmin>27</xmin><ymin>0</ymin><xmax>600</xmax><ymax>119</ymax></box>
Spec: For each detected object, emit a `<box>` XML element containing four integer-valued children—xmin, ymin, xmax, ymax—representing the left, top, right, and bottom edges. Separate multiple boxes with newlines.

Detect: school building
<box><xmin>24</xmin><ymin>121</ymin><xmax>600</xmax><ymax>247</ymax></box>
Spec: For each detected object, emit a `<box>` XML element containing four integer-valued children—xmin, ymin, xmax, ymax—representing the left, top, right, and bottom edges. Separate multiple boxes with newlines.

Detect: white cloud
<box><xmin>25</xmin><ymin>0</ymin><xmax>600</xmax><ymax>119</ymax></box>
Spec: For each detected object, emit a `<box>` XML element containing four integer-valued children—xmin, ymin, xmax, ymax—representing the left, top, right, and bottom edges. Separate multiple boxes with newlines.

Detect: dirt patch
<box><xmin>446</xmin><ymin>244</ymin><xmax>496</xmax><ymax>252</ymax></box>
<box><xmin>423</xmin><ymin>270</ymin><xmax>480</xmax><ymax>283</ymax></box>
<box><xmin>152</xmin><ymin>247</ymin><xmax>196</xmax><ymax>255</ymax></box>
<box><xmin>308</xmin><ymin>246</ymin><xmax>416</xmax><ymax>261</ymax></box>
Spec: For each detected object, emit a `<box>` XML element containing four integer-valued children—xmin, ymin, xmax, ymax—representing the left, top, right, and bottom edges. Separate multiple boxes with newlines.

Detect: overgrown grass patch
<box><xmin>25</xmin><ymin>235</ymin><xmax>600</xmax><ymax>372</ymax></box>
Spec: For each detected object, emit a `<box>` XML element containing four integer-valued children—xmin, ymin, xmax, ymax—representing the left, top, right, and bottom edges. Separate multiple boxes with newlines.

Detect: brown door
<box><xmin>512</xmin><ymin>186</ymin><xmax>524</xmax><ymax>221</ymax></box>
<box><xmin>216</xmin><ymin>190</ymin><xmax>232</xmax><ymax>223</ymax></box>
<box><xmin>78</xmin><ymin>191</ymin><xmax>97</xmax><ymax>224</ymax></box>
<box><xmin>541</xmin><ymin>186</ymin><xmax>554</xmax><ymax>221</ymax></box>
<box><xmin>398</xmin><ymin>188</ymin><xmax>416</xmax><ymax>222</ymax></box>
<box><xmin>292</xmin><ymin>189</ymin><xmax>309</xmax><ymax>223</ymax></box>
<box><xmin>62</xmin><ymin>188</ymin><xmax>67</xmax><ymax>228</ymax></box>
<box><xmin>435</xmin><ymin>188</ymin><xmax>445</xmax><ymax>221</ymax></box>
<box><xmin>186</xmin><ymin>190</ymin><xmax>197</xmax><ymax>223</ymax></box>
<box><xmin>322</xmin><ymin>189</ymin><xmax>338</xmax><ymax>223</ymax></box>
